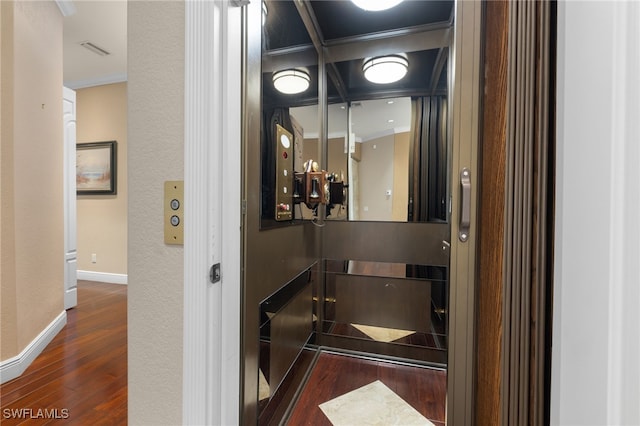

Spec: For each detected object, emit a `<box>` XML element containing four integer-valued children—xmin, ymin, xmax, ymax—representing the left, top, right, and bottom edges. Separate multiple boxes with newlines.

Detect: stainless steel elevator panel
<box><xmin>242</xmin><ymin>3</ymin><xmax>321</xmax><ymax>424</ymax></box>
<box><xmin>334</xmin><ymin>275</ymin><xmax>431</xmax><ymax>332</ymax></box>
<box><xmin>269</xmin><ymin>284</ymin><xmax>312</xmax><ymax>397</ymax></box>
<box><xmin>323</xmin><ymin>221</ymin><xmax>450</xmax><ymax>266</ymax></box>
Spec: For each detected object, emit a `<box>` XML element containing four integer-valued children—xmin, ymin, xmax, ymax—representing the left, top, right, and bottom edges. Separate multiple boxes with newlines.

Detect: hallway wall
<box><xmin>127</xmin><ymin>2</ymin><xmax>184</xmax><ymax>425</ymax></box>
<box><xmin>0</xmin><ymin>0</ymin><xmax>64</xmax><ymax>361</ymax></box>
<box><xmin>76</xmin><ymin>82</ymin><xmax>128</xmax><ymax>277</ymax></box>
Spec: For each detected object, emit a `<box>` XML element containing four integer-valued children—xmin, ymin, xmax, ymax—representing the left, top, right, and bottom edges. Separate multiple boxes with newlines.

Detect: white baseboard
<box><xmin>77</xmin><ymin>270</ymin><xmax>128</xmax><ymax>285</ymax></box>
<box><xmin>0</xmin><ymin>311</ymin><xmax>67</xmax><ymax>384</ymax></box>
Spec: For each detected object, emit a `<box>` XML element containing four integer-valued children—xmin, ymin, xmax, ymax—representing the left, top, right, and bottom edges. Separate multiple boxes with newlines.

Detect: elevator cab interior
<box><xmin>243</xmin><ymin>1</ymin><xmax>461</xmax><ymax>424</ymax></box>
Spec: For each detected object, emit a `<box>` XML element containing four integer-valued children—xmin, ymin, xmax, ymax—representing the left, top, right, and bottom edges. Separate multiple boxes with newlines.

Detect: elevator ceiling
<box><xmin>262</xmin><ymin>0</ymin><xmax>454</xmax><ymax>106</ymax></box>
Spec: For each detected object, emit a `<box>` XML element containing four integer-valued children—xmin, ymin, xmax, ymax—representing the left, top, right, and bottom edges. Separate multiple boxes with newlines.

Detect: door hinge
<box><xmin>210</xmin><ymin>263</ymin><xmax>221</xmax><ymax>284</ymax></box>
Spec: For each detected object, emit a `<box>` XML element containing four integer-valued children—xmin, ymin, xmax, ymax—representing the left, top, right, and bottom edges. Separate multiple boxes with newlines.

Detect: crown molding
<box><xmin>64</xmin><ymin>73</ymin><xmax>127</xmax><ymax>90</ymax></box>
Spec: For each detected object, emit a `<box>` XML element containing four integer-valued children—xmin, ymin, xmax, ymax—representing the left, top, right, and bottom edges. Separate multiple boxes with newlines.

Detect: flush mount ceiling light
<box><xmin>273</xmin><ymin>69</ymin><xmax>310</xmax><ymax>94</ymax></box>
<box><xmin>351</xmin><ymin>0</ymin><xmax>403</xmax><ymax>11</ymax></box>
<box><xmin>362</xmin><ymin>55</ymin><xmax>408</xmax><ymax>84</ymax></box>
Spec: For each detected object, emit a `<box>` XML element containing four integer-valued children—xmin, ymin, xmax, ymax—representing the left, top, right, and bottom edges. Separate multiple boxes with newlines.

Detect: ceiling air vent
<box><xmin>79</xmin><ymin>41</ymin><xmax>110</xmax><ymax>56</ymax></box>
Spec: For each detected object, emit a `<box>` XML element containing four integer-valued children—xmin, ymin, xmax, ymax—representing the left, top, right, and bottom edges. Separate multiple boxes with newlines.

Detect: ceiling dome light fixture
<box><xmin>351</xmin><ymin>0</ymin><xmax>403</xmax><ymax>12</ymax></box>
<box><xmin>273</xmin><ymin>69</ymin><xmax>311</xmax><ymax>94</ymax></box>
<box><xmin>362</xmin><ymin>55</ymin><xmax>409</xmax><ymax>84</ymax></box>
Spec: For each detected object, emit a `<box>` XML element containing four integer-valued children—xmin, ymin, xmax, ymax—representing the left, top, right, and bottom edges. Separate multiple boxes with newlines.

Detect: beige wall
<box><xmin>1</xmin><ymin>0</ymin><xmax>18</xmax><ymax>360</ymax></box>
<box><xmin>357</xmin><ymin>132</ymin><xmax>410</xmax><ymax>221</ymax></box>
<box><xmin>128</xmin><ymin>2</ymin><xmax>184</xmax><ymax>424</ymax></box>
<box><xmin>359</xmin><ymin>134</ymin><xmax>395</xmax><ymax>221</ymax></box>
<box><xmin>1</xmin><ymin>1</ymin><xmax>64</xmax><ymax>360</ymax></box>
<box><xmin>392</xmin><ymin>132</ymin><xmax>409</xmax><ymax>221</ymax></box>
<box><xmin>76</xmin><ymin>83</ymin><xmax>127</xmax><ymax>275</ymax></box>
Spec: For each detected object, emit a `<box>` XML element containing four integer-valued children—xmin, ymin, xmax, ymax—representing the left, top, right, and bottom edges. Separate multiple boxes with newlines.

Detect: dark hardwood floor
<box><xmin>2</xmin><ymin>282</ymin><xmax>444</xmax><ymax>425</ymax></box>
<box><xmin>0</xmin><ymin>281</ymin><xmax>127</xmax><ymax>425</ymax></box>
<box><xmin>286</xmin><ymin>351</ymin><xmax>446</xmax><ymax>426</ymax></box>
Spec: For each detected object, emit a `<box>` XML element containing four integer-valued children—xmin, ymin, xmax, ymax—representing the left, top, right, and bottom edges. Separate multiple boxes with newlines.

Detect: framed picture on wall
<box><xmin>76</xmin><ymin>141</ymin><xmax>117</xmax><ymax>195</ymax></box>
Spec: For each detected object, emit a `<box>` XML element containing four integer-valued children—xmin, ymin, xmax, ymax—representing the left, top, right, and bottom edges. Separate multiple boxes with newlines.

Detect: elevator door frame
<box><xmin>446</xmin><ymin>2</ymin><xmax>482</xmax><ymax>424</ymax></box>
<box><xmin>240</xmin><ymin>1</ymin><xmax>482</xmax><ymax>424</ymax></box>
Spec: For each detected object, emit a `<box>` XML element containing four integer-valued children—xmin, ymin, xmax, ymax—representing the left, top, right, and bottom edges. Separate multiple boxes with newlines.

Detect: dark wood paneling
<box><xmin>0</xmin><ymin>281</ymin><xmax>127</xmax><ymax>425</ymax></box>
<box><xmin>476</xmin><ymin>1</ymin><xmax>510</xmax><ymax>425</ymax></box>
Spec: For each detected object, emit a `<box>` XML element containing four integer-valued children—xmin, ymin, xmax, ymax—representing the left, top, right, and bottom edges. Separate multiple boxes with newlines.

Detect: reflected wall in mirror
<box><xmin>292</xmin><ymin>93</ymin><xmax>448</xmax><ymax>223</ymax></box>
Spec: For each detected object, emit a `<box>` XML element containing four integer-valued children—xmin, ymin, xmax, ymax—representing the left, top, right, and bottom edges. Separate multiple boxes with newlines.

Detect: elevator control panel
<box><xmin>275</xmin><ymin>124</ymin><xmax>293</xmax><ymax>221</ymax></box>
<box><xmin>164</xmin><ymin>180</ymin><xmax>184</xmax><ymax>245</ymax></box>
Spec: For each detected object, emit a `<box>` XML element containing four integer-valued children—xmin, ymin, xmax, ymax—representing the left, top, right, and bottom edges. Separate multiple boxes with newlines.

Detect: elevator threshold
<box><xmin>282</xmin><ymin>348</ymin><xmax>446</xmax><ymax>426</ymax></box>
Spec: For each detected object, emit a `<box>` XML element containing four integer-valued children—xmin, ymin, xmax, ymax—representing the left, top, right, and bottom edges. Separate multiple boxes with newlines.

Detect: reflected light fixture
<box><xmin>362</xmin><ymin>55</ymin><xmax>408</xmax><ymax>84</ymax></box>
<box><xmin>351</xmin><ymin>0</ymin><xmax>403</xmax><ymax>11</ymax></box>
<box><xmin>273</xmin><ymin>69</ymin><xmax>310</xmax><ymax>94</ymax></box>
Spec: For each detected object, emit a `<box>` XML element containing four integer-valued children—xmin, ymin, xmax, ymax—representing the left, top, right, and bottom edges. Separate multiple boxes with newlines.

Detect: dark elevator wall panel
<box><xmin>244</xmin><ymin>171</ymin><xmax>321</xmax><ymax>423</ymax></box>
<box><xmin>247</xmin><ymin>225</ymin><xmax>319</xmax><ymax>302</ymax></box>
<box><xmin>269</xmin><ymin>284</ymin><xmax>313</xmax><ymax>399</ymax></box>
<box><xmin>243</xmin><ymin>1</ymin><xmax>322</xmax><ymax>421</ymax></box>
<box><xmin>324</xmin><ymin>221</ymin><xmax>450</xmax><ymax>266</ymax></box>
<box><xmin>334</xmin><ymin>275</ymin><xmax>431</xmax><ymax>332</ymax></box>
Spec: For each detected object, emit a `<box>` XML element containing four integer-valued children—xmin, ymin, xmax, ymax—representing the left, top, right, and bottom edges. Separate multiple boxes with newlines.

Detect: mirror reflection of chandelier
<box><xmin>362</xmin><ymin>55</ymin><xmax>409</xmax><ymax>84</ymax></box>
<box><xmin>350</xmin><ymin>0</ymin><xmax>403</xmax><ymax>12</ymax></box>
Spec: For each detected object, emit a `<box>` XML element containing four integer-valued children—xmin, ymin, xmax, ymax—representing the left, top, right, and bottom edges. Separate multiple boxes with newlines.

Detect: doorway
<box><xmin>241</xmin><ymin>1</ymin><xmax>481</xmax><ymax>424</ymax></box>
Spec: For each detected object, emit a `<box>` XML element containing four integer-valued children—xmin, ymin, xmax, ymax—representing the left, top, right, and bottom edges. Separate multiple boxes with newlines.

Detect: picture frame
<box><xmin>76</xmin><ymin>141</ymin><xmax>117</xmax><ymax>195</ymax></box>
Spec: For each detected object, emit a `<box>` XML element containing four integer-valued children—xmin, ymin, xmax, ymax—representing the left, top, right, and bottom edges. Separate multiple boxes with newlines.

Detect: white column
<box><xmin>183</xmin><ymin>1</ymin><xmax>242</xmax><ymax>424</ymax></box>
<box><xmin>553</xmin><ymin>1</ymin><xmax>640</xmax><ymax>424</ymax></box>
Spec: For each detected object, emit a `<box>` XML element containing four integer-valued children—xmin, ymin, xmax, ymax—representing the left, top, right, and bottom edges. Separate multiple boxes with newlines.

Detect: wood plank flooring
<box><xmin>286</xmin><ymin>352</ymin><xmax>446</xmax><ymax>425</ymax></box>
<box><xmin>0</xmin><ymin>281</ymin><xmax>127</xmax><ymax>425</ymax></box>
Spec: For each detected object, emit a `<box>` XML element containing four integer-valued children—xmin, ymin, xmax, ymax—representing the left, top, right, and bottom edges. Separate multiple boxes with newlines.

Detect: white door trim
<box><xmin>63</xmin><ymin>86</ymin><xmax>78</xmax><ymax>310</ymax></box>
<box><xmin>183</xmin><ymin>1</ymin><xmax>242</xmax><ymax>425</ymax></box>
<box><xmin>552</xmin><ymin>1</ymin><xmax>640</xmax><ymax>424</ymax></box>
